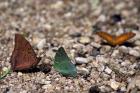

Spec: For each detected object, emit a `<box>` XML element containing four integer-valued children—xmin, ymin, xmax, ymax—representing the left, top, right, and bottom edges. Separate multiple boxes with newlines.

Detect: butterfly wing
<box><xmin>10</xmin><ymin>34</ymin><xmax>39</xmax><ymax>71</ymax></box>
<box><xmin>53</xmin><ymin>47</ymin><xmax>77</xmax><ymax>77</ymax></box>
<box><xmin>115</xmin><ymin>32</ymin><xmax>136</xmax><ymax>45</ymax></box>
<box><xmin>96</xmin><ymin>32</ymin><xmax>115</xmax><ymax>45</ymax></box>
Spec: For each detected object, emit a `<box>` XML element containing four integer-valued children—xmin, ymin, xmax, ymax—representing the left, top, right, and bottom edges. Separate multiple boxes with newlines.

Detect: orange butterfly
<box><xmin>96</xmin><ymin>32</ymin><xmax>136</xmax><ymax>46</ymax></box>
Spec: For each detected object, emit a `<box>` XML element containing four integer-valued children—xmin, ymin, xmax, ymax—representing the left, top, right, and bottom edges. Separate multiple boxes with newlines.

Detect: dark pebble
<box><xmin>110</xmin><ymin>14</ymin><xmax>122</xmax><ymax>23</ymax></box>
<box><xmin>89</xmin><ymin>86</ymin><xmax>100</xmax><ymax>93</ymax></box>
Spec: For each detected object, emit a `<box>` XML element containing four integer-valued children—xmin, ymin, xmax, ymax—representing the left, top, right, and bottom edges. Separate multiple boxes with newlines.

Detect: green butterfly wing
<box><xmin>53</xmin><ymin>47</ymin><xmax>77</xmax><ymax>77</ymax></box>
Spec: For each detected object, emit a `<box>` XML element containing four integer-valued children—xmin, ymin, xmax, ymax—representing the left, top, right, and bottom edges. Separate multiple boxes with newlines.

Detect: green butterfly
<box><xmin>53</xmin><ymin>47</ymin><xmax>77</xmax><ymax>77</ymax></box>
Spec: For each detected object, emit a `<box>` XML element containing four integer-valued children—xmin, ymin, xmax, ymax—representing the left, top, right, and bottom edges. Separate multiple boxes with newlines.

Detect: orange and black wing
<box><xmin>115</xmin><ymin>32</ymin><xmax>136</xmax><ymax>45</ymax></box>
<box><xmin>96</xmin><ymin>32</ymin><xmax>115</xmax><ymax>45</ymax></box>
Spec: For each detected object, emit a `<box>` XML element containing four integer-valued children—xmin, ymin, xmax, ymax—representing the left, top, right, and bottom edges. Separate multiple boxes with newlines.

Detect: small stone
<box><xmin>92</xmin><ymin>60</ymin><xmax>99</xmax><ymax>67</ymax></box>
<box><xmin>77</xmin><ymin>67</ymin><xmax>89</xmax><ymax>75</ymax></box>
<box><xmin>69</xmin><ymin>31</ymin><xmax>81</xmax><ymax>37</ymax></box>
<box><xmin>50</xmin><ymin>1</ymin><xmax>64</xmax><ymax>9</ymax></box>
<box><xmin>75</xmin><ymin>57</ymin><xmax>89</xmax><ymax>64</ymax></box>
<box><xmin>97</xmin><ymin>15</ymin><xmax>106</xmax><ymax>22</ymax></box>
<box><xmin>64</xmin><ymin>12</ymin><xmax>73</xmax><ymax>18</ymax></box>
<box><xmin>43</xmin><ymin>58</ymin><xmax>51</xmax><ymax>64</ymax></box>
<box><xmin>111</xmin><ymin>50</ymin><xmax>119</xmax><ymax>57</ymax></box>
<box><xmin>79</xmin><ymin>37</ymin><xmax>91</xmax><ymax>44</ymax></box>
<box><xmin>42</xmin><ymin>84</ymin><xmax>53</xmax><ymax>90</ymax></box>
<box><xmin>20</xmin><ymin>90</ymin><xmax>27</xmax><ymax>93</ymax></box>
<box><xmin>17</xmin><ymin>72</ymin><xmax>23</xmax><ymax>76</ymax></box>
<box><xmin>129</xmin><ymin>49</ymin><xmax>140</xmax><ymax>57</ymax></box>
<box><xmin>110</xmin><ymin>14</ymin><xmax>122</xmax><ymax>23</ymax></box>
<box><xmin>89</xmin><ymin>86</ymin><xmax>100</xmax><ymax>93</ymax></box>
<box><xmin>127</xmin><ymin>75</ymin><xmax>140</xmax><ymax>92</ymax></box>
<box><xmin>91</xmin><ymin>42</ymin><xmax>101</xmax><ymax>48</ymax></box>
<box><xmin>119</xmin><ymin>46</ymin><xmax>129</xmax><ymax>54</ymax></box>
<box><xmin>40</xmin><ymin>79</ymin><xmax>51</xmax><ymax>85</ymax></box>
<box><xmin>37</xmin><ymin>39</ymin><xmax>46</xmax><ymax>50</ymax></box>
<box><xmin>104</xmin><ymin>67</ymin><xmax>112</xmax><ymax>74</ymax></box>
<box><xmin>90</xmin><ymin>48</ymin><xmax>100</xmax><ymax>56</ymax></box>
<box><xmin>45</xmin><ymin>49</ymin><xmax>55</xmax><ymax>58</ymax></box>
<box><xmin>44</xmin><ymin>23</ymin><xmax>52</xmax><ymax>30</ymax></box>
<box><xmin>121</xmin><ymin>60</ymin><xmax>131</xmax><ymax>67</ymax></box>
<box><xmin>135</xmin><ymin>40</ymin><xmax>140</xmax><ymax>46</ymax></box>
<box><xmin>100</xmin><ymin>45</ymin><xmax>111</xmax><ymax>54</ymax></box>
<box><xmin>110</xmin><ymin>79</ymin><xmax>120</xmax><ymax>90</ymax></box>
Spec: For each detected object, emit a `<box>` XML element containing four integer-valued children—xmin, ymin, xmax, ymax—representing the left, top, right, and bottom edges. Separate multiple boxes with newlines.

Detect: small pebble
<box><xmin>110</xmin><ymin>79</ymin><xmax>120</xmax><ymax>90</ymax></box>
<box><xmin>89</xmin><ymin>86</ymin><xmax>100</xmax><ymax>93</ymax></box>
<box><xmin>110</xmin><ymin>14</ymin><xmax>122</xmax><ymax>23</ymax></box>
<box><xmin>121</xmin><ymin>60</ymin><xmax>131</xmax><ymax>67</ymax></box>
<box><xmin>91</xmin><ymin>42</ymin><xmax>101</xmax><ymax>48</ymax></box>
<box><xmin>79</xmin><ymin>37</ymin><xmax>91</xmax><ymax>44</ymax></box>
<box><xmin>17</xmin><ymin>72</ymin><xmax>23</xmax><ymax>76</ymax></box>
<box><xmin>77</xmin><ymin>67</ymin><xmax>89</xmax><ymax>75</ymax></box>
<box><xmin>50</xmin><ymin>1</ymin><xmax>64</xmax><ymax>9</ymax></box>
<box><xmin>69</xmin><ymin>32</ymin><xmax>81</xmax><ymax>37</ymax></box>
<box><xmin>37</xmin><ymin>39</ymin><xmax>46</xmax><ymax>50</ymax></box>
<box><xmin>44</xmin><ymin>23</ymin><xmax>52</xmax><ymax>30</ymax></box>
<box><xmin>119</xmin><ymin>46</ymin><xmax>129</xmax><ymax>54</ymax></box>
<box><xmin>97</xmin><ymin>15</ymin><xmax>106</xmax><ymax>22</ymax></box>
<box><xmin>129</xmin><ymin>49</ymin><xmax>140</xmax><ymax>57</ymax></box>
<box><xmin>75</xmin><ymin>57</ymin><xmax>89</xmax><ymax>64</ymax></box>
<box><xmin>90</xmin><ymin>48</ymin><xmax>100</xmax><ymax>56</ymax></box>
<box><xmin>42</xmin><ymin>84</ymin><xmax>53</xmax><ymax>90</ymax></box>
<box><xmin>40</xmin><ymin>79</ymin><xmax>51</xmax><ymax>85</ymax></box>
<box><xmin>111</xmin><ymin>50</ymin><xmax>119</xmax><ymax>57</ymax></box>
<box><xmin>104</xmin><ymin>67</ymin><xmax>112</xmax><ymax>74</ymax></box>
<box><xmin>127</xmin><ymin>75</ymin><xmax>140</xmax><ymax>92</ymax></box>
<box><xmin>100</xmin><ymin>45</ymin><xmax>111</xmax><ymax>54</ymax></box>
<box><xmin>135</xmin><ymin>40</ymin><xmax>140</xmax><ymax>46</ymax></box>
<box><xmin>20</xmin><ymin>90</ymin><xmax>27</xmax><ymax>93</ymax></box>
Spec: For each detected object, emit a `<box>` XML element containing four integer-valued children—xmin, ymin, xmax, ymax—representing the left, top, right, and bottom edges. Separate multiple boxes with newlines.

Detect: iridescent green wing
<box><xmin>53</xmin><ymin>47</ymin><xmax>77</xmax><ymax>77</ymax></box>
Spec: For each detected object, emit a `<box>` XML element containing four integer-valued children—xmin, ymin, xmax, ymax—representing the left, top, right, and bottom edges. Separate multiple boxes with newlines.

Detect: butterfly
<box><xmin>53</xmin><ymin>47</ymin><xmax>77</xmax><ymax>77</ymax></box>
<box><xmin>96</xmin><ymin>31</ymin><xmax>136</xmax><ymax>46</ymax></box>
<box><xmin>10</xmin><ymin>34</ymin><xmax>40</xmax><ymax>71</ymax></box>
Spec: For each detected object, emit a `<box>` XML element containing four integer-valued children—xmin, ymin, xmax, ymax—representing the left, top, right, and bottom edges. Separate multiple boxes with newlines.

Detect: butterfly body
<box><xmin>96</xmin><ymin>32</ymin><xmax>135</xmax><ymax>46</ymax></box>
<box><xmin>10</xmin><ymin>34</ymin><xmax>39</xmax><ymax>71</ymax></box>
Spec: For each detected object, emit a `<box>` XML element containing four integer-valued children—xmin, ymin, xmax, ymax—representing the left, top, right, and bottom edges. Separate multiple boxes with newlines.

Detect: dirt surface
<box><xmin>0</xmin><ymin>0</ymin><xmax>140</xmax><ymax>93</ymax></box>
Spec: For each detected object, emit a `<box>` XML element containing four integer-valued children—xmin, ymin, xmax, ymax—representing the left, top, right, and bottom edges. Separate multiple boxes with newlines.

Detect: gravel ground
<box><xmin>0</xmin><ymin>0</ymin><xmax>140</xmax><ymax>93</ymax></box>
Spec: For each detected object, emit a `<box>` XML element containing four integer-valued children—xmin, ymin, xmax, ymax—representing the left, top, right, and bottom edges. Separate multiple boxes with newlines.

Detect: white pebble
<box><xmin>20</xmin><ymin>90</ymin><xmax>27</xmax><ymax>93</ymax></box>
<box><xmin>79</xmin><ymin>37</ymin><xmax>91</xmax><ymax>44</ymax></box>
<box><xmin>111</xmin><ymin>50</ymin><xmax>119</xmax><ymax>57</ymax></box>
<box><xmin>110</xmin><ymin>79</ymin><xmax>120</xmax><ymax>90</ymax></box>
<box><xmin>119</xmin><ymin>46</ymin><xmax>129</xmax><ymax>54</ymax></box>
<box><xmin>37</xmin><ymin>39</ymin><xmax>46</xmax><ymax>50</ymax></box>
<box><xmin>105</xmin><ymin>67</ymin><xmax>112</xmax><ymax>74</ymax></box>
<box><xmin>17</xmin><ymin>72</ymin><xmax>23</xmax><ymax>76</ymax></box>
<box><xmin>97</xmin><ymin>15</ymin><xmax>106</xmax><ymax>22</ymax></box>
<box><xmin>77</xmin><ymin>67</ymin><xmax>89</xmax><ymax>75</ymax></box>
<box><xmin>91</xmin><ymin>42</ymin><xmax>101</xmax><ymax>48</ymax></box>
<box><xmin>50</xmin><ymin>1</ymin><xmax>64</xmax><ymax>9</ymax></box>
<box><xmin>129</xmin><ymin>49</ymin><xmax>140</xmax><ymax>57</ymax></box>
<box><xmin>75</xmin><ymin>57</ymin><xmax>89</xmax><ymax>64</ymax></box>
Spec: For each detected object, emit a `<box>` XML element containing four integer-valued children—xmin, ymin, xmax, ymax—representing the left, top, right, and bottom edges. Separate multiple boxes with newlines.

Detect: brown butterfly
<box><xmin>96</xmin><ymin>32</ymin><xmax>136</xmax><ymax>46</ymax></box>
<box><xmin>10</xmin><ymin>34</ymin><xmax>40</xmax><ymax>71</ymax></box>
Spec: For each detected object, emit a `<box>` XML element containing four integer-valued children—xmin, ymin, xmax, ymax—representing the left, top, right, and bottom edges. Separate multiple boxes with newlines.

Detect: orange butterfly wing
<box><xmin>10</xmin><ymin>34</ymin><xmax>39</xmax><ymax>71</ymax></box>
<box><xmin>114</xmin><ymin>32</ymin><xmax>136</xmax><ymax>45</ymax></box>
<box><xmin>96</xmin><ymin>32</ymin><xmax>115</xmax><ymax>45</ymax></box>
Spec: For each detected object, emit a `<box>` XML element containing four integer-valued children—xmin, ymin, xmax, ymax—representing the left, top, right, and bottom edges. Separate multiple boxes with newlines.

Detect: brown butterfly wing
<box><xmin>96</xmin><ymin>32</ymin><xmax>115</xmax><ymax>45</ymax></box>
<box><xmin>10</xmin><ymin>34</ymin><xmax>39</xmax><ymax>71</ymax></box>
<box><xmin>115</xmin><ymin>32</ymin><xmax>136</xmax><ymax>45</ymax></box>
